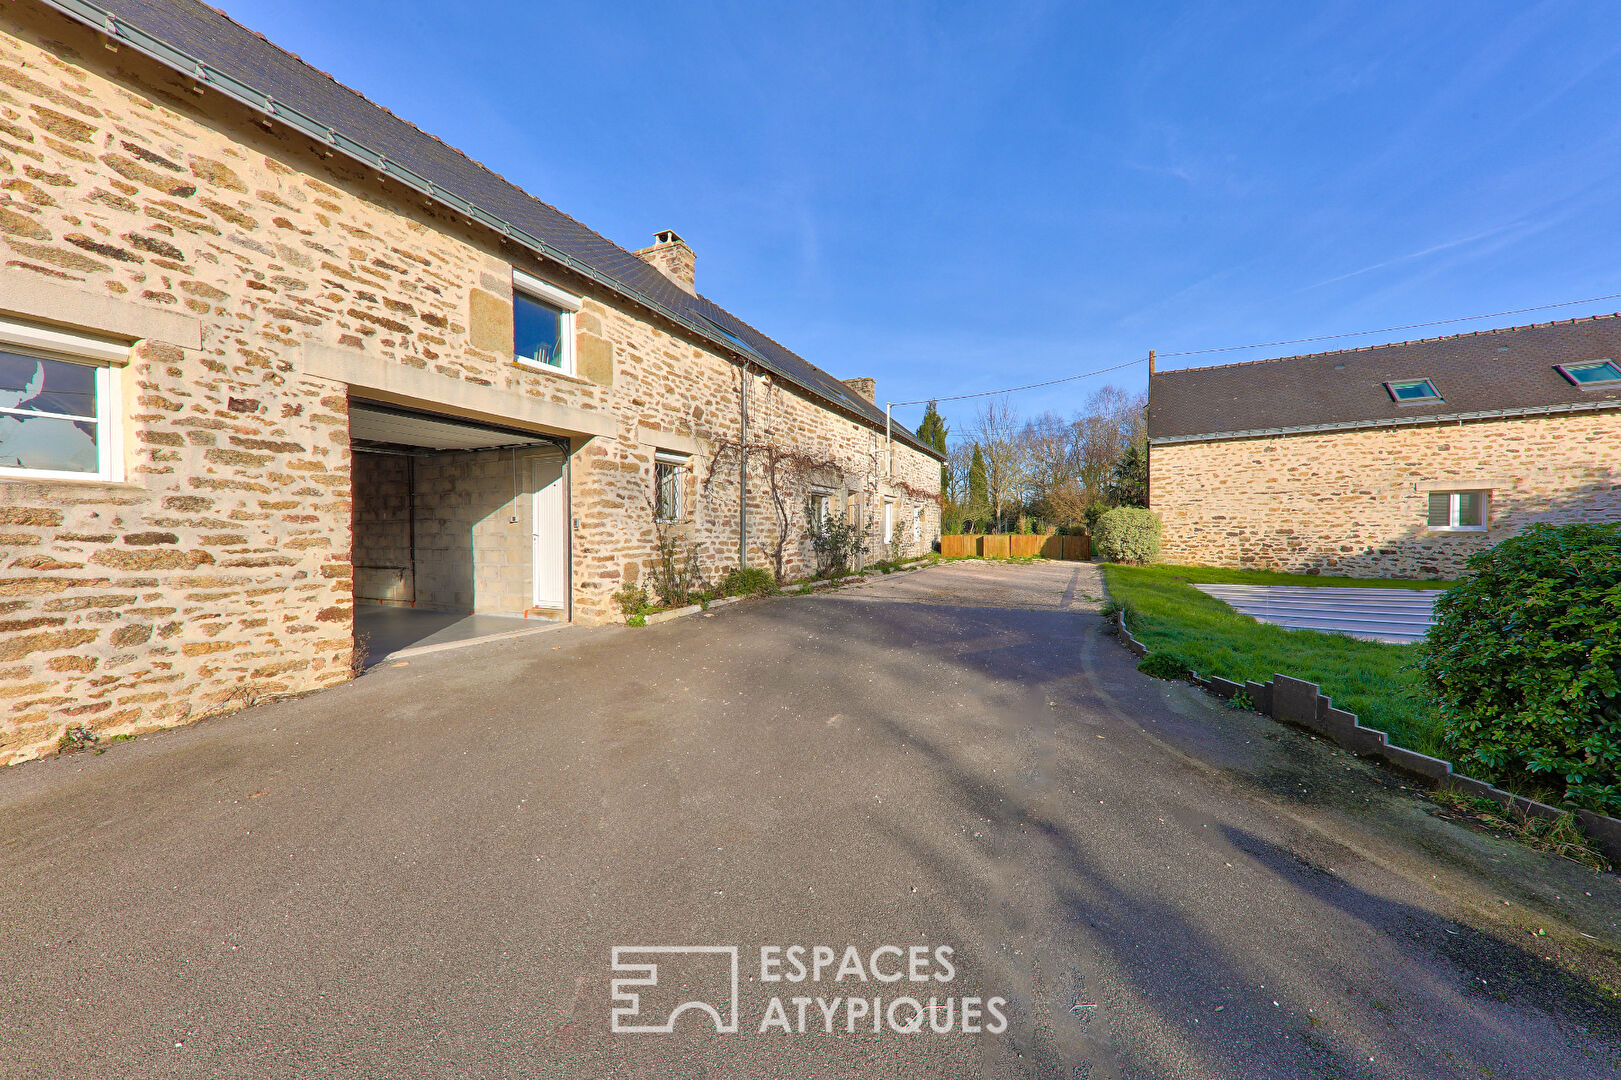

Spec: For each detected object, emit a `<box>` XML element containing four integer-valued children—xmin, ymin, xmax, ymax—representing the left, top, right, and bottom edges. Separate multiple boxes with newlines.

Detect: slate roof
<box><xmin>56</xmin><ymin>0</ymin><xmax>938</xmax><ymax>459</ymax></box>
<box><xmin>1149</xmin><ymin>314</ymin><xmax>1621</xmax><ymax>443</ymax></box>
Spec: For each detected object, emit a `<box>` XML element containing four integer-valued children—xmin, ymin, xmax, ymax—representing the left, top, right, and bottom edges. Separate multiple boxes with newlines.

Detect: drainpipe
<box><xmin>738</xmin><ymin>362</ymin><xmax>749</xmax><ymax>568</ymax></box>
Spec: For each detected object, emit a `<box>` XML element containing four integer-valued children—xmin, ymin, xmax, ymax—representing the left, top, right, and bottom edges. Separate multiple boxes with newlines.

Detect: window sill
<box><xmin>512</xmin><ymin>358</ymin><xmax>589</xmax><ymax>384</ymax></box>
<box><xmin>1426</xmin><ymin>526</ymin><xmax>1488</xmax><ymax>533</ymax></box>
<box><xmin>0</xmin><ymin>472</ymin><xmax>140</xmax><ymax>490</ymax></box>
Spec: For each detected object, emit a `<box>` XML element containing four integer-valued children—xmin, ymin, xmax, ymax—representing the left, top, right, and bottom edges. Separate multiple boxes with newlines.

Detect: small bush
<box><xmin>721</xmin><ymin>566</ymin><xmax>778</xmax><ymax>597</ymax></box>
<box><xmin>1137</xmin><ymin>651</ymin><xmax>1189</xmax><ymax>680</ymax></box>
<box><xmin>613</xmin><ymin>582</ymin><xmax>654</xmax><ymax>623</ymax></box>
<box><xmin>650</xmin><ymin>536</ymin><xmax>706</xmax><ymax>609</ymax></box>
<box><xmin>1093</xmin><ymin>507</ymin><xmax>1162</xmax><ymax>565</ymax></box>
<box><xmin>806</xmin><ymin>499</ymin><xmax>870</xmax><ymax>578</ymax></box>
<box><xmin>1418</xmin><ymin>523</ymin><xmax>1621</xmax><ymax>814</ymax></box>
<box><xmin>57</xmin><ymin>725</ymin><xmax>99</xmax><ymax>753</ymax></box>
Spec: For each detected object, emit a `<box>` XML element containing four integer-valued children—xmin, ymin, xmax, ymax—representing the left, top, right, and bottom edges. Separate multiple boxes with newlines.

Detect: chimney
<box><xmin>842</xmin><ymin>377</ymin><xmax>876</xmax><ymax>402</ymax></box>
<box><xmin>634</xmin><ymin>229</ymin><xmax>696</xmax><ymax>294</ymax></box>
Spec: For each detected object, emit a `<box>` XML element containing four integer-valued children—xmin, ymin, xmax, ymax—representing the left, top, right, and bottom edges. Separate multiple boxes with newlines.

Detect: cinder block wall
<box><xmin>351</xmin><ymin>452</ymin><xmax>413</xmax><ymax>603</ymax></box>
<box><xmin>410</xmin><ymin>448</ymin><xmax>535</xmax><ymax>614</ymax></box>
<box><xmin>1152</xmin><ymin>410</ymin><xmax>1621</xmax><ymax>578</ymax></box>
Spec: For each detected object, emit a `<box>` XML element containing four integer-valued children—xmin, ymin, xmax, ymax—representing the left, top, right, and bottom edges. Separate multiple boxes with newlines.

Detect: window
<box><xmin>654</xmin><ymin>451</ymin><xmax>687</xmax><ymax>520</ymax></box>
<box><xmin>1386</xmin><ymin>378</ymin><xmax>1442</xmax><ymax>404</ymax></box>
<box><xmin>1555</xmin><ymin>359</ymin><xmax>1621</xmax><ymax>387</ymax></box>
<box><xmin>883</xmin><ymin>499</ymin><xmax>895</xmax><ymax>543</ymax></box>
<box><xmin>808</xmin><ymin>490</ymin><xmax>831</xmax><ymax>526</ymax></box>
<box><xmin>513</xmin><ymin>269</ymin><xmax>580</xmax><ymax>375</ymax></box>
<box><xmin>912</xmin><ymin>506</ymin><xmax>923</xmax><ymax>544</ymax></box>
<box><xmin>1427</xmin><ymin>490</ymin><xmax>1488</xmax><ymax>532</ymax></box>
<box><xmin>0</xmin><ymin>321</ymin><xmax>125</xmax><ymax>482</ymax></box>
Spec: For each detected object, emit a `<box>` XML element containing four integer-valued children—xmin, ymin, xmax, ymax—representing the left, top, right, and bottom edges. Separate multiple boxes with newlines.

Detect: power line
<box><xmin>889</xmin><ymin>290</ymin><xmax>1621</xmax><ymax>410</ymax></box>
<box><xmin>1158</xmin><ymin>292</ymin><xmax>1621</xmax><ymax>358</ymax></box>
<box><xmin>888</xmin><ymin>357</ymin><xmax>1147</xmax><ymax>407</ymax></box>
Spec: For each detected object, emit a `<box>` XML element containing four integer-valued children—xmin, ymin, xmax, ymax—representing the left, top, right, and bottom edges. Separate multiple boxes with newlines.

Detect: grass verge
<box><xmin>1104</xmin><ymin>563</ymin><xmax>1448</xmax><ymax>755</ymax></box>
<box><xmin>1430</xmin><ymin>788</ymin><xmax>1611</xmax><ymax>871</ymax></box>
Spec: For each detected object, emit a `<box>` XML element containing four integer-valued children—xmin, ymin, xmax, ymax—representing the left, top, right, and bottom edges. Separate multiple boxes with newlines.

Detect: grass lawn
<box><xmin>1103</xmin><ymin>563</ymin><xmax>1452</xmax><ymax>756</ymax></box>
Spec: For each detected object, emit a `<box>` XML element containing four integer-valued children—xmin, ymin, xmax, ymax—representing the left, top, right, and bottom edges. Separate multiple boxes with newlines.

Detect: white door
<box><xmin>531</xmin><ymin>454</ymin><xmax>567</xmax><ymax>609</ymax></box>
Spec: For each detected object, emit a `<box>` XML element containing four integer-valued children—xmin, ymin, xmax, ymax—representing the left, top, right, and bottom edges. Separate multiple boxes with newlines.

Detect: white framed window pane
<box><xmin>0</xmin><ymin>412</ymin><xmax>99</xmax><ymax>473</ymax></box>
<box><xmin>514</xmin><ymin>292</ymin><xmax>564</xmax><ymax>368</ymax></box>
<box><xmin>0</xmin><ymin>350</ymin><xmax>101</xmax><ymax>475</ymax></box>
<box><xmin>1427</xmin><ymin>492</ymin><xmax>1451</xmax><ymax>527</ymax></box>
<box><xmin>1456</xmin><ymin>491</ymin><xmax>1484</xmax><ymax>527</ymax></box>
<box><xmin>655</xmin><ymin>462</ymin><xmax>680</xmax><ymax>519</ymax></box>
<box><xmin>1</xmin><ymin>349</ymin><xmax>97</xmax><ymax>417</ymax></box>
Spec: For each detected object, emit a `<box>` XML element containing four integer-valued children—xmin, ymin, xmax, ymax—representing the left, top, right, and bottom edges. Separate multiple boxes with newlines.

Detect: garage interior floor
<box><xmin>354</xmin><ymin>605</ymin><xmax>548</xmax><ymax>666</ymax></box>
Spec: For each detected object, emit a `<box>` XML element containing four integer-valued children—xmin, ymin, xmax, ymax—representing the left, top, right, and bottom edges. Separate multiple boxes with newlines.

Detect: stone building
<box><xmin>0</xmin><ymin>0</ymin><xmax>943</xmax><ymax>763</ymax></box>
<box><xmin>1148</xmin><ymin>316</ymin><xmax>1621</xmax><ymax>578</ymax></box>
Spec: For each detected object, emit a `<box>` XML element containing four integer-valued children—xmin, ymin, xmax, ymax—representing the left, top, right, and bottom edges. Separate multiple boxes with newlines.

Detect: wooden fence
<box><xmin>939</xmin><ymin>534</ymin><xmax>1090</xmax><ymax>561</ymax></box>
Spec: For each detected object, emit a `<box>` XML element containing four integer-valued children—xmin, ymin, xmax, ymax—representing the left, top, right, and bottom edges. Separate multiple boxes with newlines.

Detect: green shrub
<box><xmin>612</xmin><ymin>582</ymin><xmax>654</xmax><ymax>623</ymax></box>
<box><xmin>1138</xmin><ymin>651</ymin><xmax>1189</xmax><ymax>680</ymax></box>
<box><xmin>721</xmin><ymin>565</ymin><xmax>779</xmax><ymax>596</ymax></box>
<box><xmin>1418</xmin><ymin>523</ymin><xmax>1621</xmax><ymax>813</ymax></box>
<box><xmin>1093</xmin><ymin>507</ymin><xmax>1162</xmax><ymax>565</ymax></box>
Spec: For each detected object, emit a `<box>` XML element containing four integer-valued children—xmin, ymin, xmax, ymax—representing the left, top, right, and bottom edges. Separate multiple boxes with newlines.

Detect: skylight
<box><xmin>1556</xmin><ymin>359</ymin><xmax>1621</xmax><ymax>387</ymax></box>
<box><xmin>1386</xmin><ymin>378</ymin><xmax>1442</xmax><ymax>404</ymax></box>
<box><xmin>697</xmin><ymin>316</ymin><xmax>765</xmax><ymax>361</ymax></box>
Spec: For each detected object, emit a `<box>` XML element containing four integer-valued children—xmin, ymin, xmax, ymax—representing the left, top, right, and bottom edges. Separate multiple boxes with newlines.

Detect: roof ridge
<box><xmin>197</xmin><ymin>3</ymin><xmax>634</xmax><ymax>264</ymax></box>
<box><xmin>1155</xmin><ymin>311</ymin><xmax>1621</xmax><ymax>376</ymax></box>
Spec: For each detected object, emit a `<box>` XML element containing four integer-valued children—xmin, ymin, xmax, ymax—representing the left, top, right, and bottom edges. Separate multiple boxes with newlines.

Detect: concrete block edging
<box><xmin>641</xmin><ymin>595</ymin><xmax>747</xmax><ymax>626</ymax></box>
<box><xmin>1112</xmin><ymin>611</ymin><xmax>1621</xmax><ymax>864</ymax></box>
<box><xmin>637</xmin><ymin>562</ymin><xmax>929</xmax><ymax>625</ymax></box>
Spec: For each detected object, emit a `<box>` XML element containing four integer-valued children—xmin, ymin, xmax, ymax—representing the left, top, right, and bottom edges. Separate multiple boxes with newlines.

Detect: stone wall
<box><xmin>1151</xmin><ymin>409</ymin><xmax>1621</xmax><ymax>578</ymax></box>
<box><xmin>0</xmin><ymin>8</ymin><xmax>940</xmax><ymax>762</ymax></box>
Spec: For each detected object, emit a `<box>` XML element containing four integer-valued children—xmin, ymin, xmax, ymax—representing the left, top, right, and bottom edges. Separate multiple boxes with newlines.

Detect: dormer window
<box><xmin>1555</xmin><ymin>359</ymin><xmax>1621</xmax><ymax>387</ymax></box>
<box><xmin>513</xmin><ymin>270</ymin><xmax>581</xmax><ymax>375</ymax></box>
<box><xmin>1386</xmin><ymin>378</ymin><xmax>1441</xmax><ymax>404</ymax></box>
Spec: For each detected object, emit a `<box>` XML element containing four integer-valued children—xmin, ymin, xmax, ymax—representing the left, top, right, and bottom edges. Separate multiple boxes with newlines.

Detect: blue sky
<box><xmin>222</xmin><ymin>0</ymin><xmax>1621</xmax><ymax>437</ymax></box>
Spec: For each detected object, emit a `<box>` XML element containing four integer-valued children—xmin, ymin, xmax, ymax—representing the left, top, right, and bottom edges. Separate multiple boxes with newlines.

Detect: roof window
<box><xmin>1555</xmin><ymin>359</ymin><xmax>1621</xmax><ymax>388</ymax></box>
<box><xmin>1386</xmin><ymin>378</ymin><xmax>1442</xmax><ymax>404</ymax></box>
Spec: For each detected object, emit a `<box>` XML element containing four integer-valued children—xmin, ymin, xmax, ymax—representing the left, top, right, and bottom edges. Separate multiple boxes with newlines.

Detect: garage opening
<box><xmin>348</xmin><ymin>400</ymin><xmax>570</xmax><ymax>662</ymax></box>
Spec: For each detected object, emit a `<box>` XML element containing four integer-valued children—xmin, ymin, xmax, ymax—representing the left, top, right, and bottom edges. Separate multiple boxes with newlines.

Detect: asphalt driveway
<box><xmin>2</xmin><ymin>563</ymin><xmax>1618</xmax><ymax>1079</ymax></box>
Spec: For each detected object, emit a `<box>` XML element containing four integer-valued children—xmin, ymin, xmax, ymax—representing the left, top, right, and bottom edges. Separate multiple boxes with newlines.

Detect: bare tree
<box><xmin>1075</xmin><ymin>385</ymin><xmax>1146</xmax><ymax>506</ymax></box>
<box><xmin>1020</xmin><ymin>411</ymin><xmax>1084</xmax><ymax>525</ymax></box>
<box><xmin>972</xmin><ymin>398</ymin><xmax>1027</xmax><ymax>532</ymax></box>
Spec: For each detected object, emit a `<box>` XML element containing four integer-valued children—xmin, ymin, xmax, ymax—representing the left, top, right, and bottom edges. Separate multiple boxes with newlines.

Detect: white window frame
<box><xmin>0</xmin><ymin>317</ymin><xmax>126</xmax><ymax>483</ymax></box>
<box><xmin>654</xmin><ymin>450</ymin><xmax>688</xmax><ymax>521</ymax></box>
<box><xmin>808</xmin><ymin>489</ymin><xmax>832</xmax><ymax>526</ymax></box>
<box><xmin>1426</xmin><ymin>489</ymin><xmax>1489</xmax><ymax>532</ymax></box>
<box><xmin>512</xmin><ymin>269</ymin><xmax>580</xmax><ymax>377</ymax></box>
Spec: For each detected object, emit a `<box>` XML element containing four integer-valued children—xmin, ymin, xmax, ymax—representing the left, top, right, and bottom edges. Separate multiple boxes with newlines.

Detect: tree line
<box><xmin>912</xmin><ymin>386</ymin><xmax>1147</xmax><ymax>535</ymax></box>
